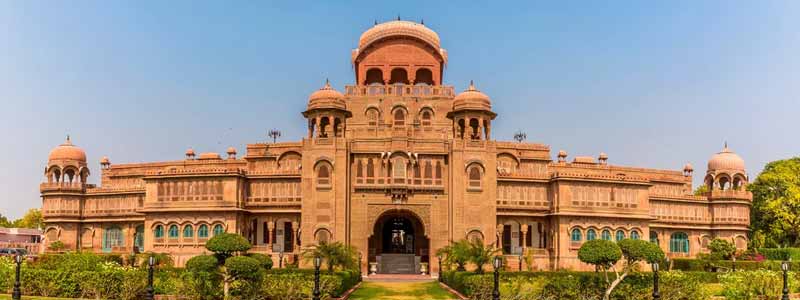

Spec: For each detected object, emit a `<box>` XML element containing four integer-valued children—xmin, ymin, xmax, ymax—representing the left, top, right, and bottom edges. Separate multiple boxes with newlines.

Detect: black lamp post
<box><xmin>358</xmin><ymin>252</ymin><xmax>363</xmax><ymax>282</ymax></box>
<box><xmin>782</xmin><ymin>261</ymin><xmax>790</xmax><ymax>300</ymax></box>
<box><xmin>145</xmin><ymin>256</ymin><xmax>155</xmax><ymax>300</ymax></box>
<box><xmin>518</xmin><ymin>253</ymin><xmax>523</xmax><ymax>271</ymax></box>
<box><xmin>437</xmin><ymin>254</ymin><xmax>443</xmax><ymax>282</ymax></box>
<box><xmin>279</xmin><ymin>251</ymin><xmax>284</xmax><ymax>268</ymax></box>
<box><xmin>732</xmin><ymin>255</ymin><xmax>736</xmax><ymax>272</ymax></box>
<box><xmin>313</xmin><ymin>256</ymin><xmax>322</xmax><ymax>300</ymax></box>
<box><xmin>492</xmin><ymin>256</ymin><xmax>502</xmax><ymax>300</ymax></box>
<box><xmin>652</xmin><ymin>262</ymin><xmax>660</xmax><ymax>300</ymax></box>
<box><xmin>12</xmin><ymin>254</ymin><xmax>22</xmax><ymax>300</ymax></box>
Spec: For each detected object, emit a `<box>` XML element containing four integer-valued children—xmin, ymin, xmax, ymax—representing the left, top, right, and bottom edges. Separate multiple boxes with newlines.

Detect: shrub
<box><xmin>225</xmin><ymin>256</ymin><xmax>263</xmax><ymax>281</ymax></box>
<box><xmin>186</xmin><ymin>255</ymin><xmax>219</xmax><ymax>273</ymax></box>
<box><xmin>578</xmin><ymin>240</ymin><xmax>622</xmax><ymax>269</ymax></box>
<box><xmin>758</xmin><ymin>248</ymin><xmax>800</xmax><ymax>261</ymax></box>
<box><xmin>709</xmin><ymin>238</ymin><xmax>737</xmax><ymax>260</ymax></box>
<box><xmin>719</xmin><ymin>269</ymin><xmax>792</xmax><ymax>300</ymax></box>
<box><xmin>48</xmin><ymin>240</ymin><xmax>65</xmax><ymax>251</ymax></box>
<box><xmin>259</xmin><ymin>270</ymin><xmax>356</xmax><ymax>299</ymax></box>
<box><xmin>205</xmin><ymin>233</ymin><xmax>251</xmax><ymax>261</ymax></box>
<box><xmin>136</xmin><ymin>252</ymin><xmax>174</xmax><ymax>268</ymax></box>
<box><xmin>247</xmin><ymin>253</ymin><xmax>273</xmax><ymax>270</ymax></box>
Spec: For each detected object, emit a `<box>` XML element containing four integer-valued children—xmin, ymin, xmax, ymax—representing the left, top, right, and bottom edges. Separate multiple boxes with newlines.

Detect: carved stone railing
<box><xmin>705</xmin><ymin>189</ymin><xmax>752</xmax><ymax>201</ymax></box>
<box><xmin>345</xmin><ymin>84</ymin><xmax>455</xmax><ymax>98</ymax></box>
<box><xmin>40</xmin><ymin>182</ymin><xmax>90</xmax><ymax>193</ymax></box>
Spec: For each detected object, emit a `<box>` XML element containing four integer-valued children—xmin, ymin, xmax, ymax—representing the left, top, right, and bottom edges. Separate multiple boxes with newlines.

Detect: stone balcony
<box><xmin>345</xmin><ymin>84</ymin><xmax>455</xmax><ymax>98</ymax></box>
<box><xmin>704</xmin><ymin>189</ymin><xmax>752</xmax><ymax>201</ymax></box>
<box><xmin>40</xmin><ymin>182</ymin><xmax>93</xmax><ymax>193</ymax></box>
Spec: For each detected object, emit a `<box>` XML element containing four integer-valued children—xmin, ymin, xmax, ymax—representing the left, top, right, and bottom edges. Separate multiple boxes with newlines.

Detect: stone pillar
<box><xmin>291</xmin><ymin>221</ymin><xmax>299</xmax><ymax>251</ymax></box>
<box><xmin>267</xmin><ymin>221</ymin><xmax>274</xmax><ymax>251</ymax></box>
<box><xmin>496</xmin><ymin>224</ymin><xmax>504</xmax><ymax>250</ymax></box>
<box><xmin>485</xmin><ymin>121</ymin><xmax>491</xmax><ymax>140</ymax></box>
<box><xmin>314</xmin><ymin>116</ymin><xmax>321</xmax><ymax>138</ymax></box>
<box><xmin>521</xmin><ymin>224</ymin><xmax>529</xmax><ymax>252</ymax></box>
<box><xmin>327</xmin><ymin>116</ymin><xmax>334</xmax><ymax>137</ymax></box>
<box><xmin>477</xmin><ymin>117</ymin><xmax>484</xmax><ymax>140</ymax></box>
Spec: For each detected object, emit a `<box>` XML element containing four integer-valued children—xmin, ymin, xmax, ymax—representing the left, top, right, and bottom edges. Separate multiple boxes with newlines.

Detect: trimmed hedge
<box><xmin>758</xmin><ymin>248</ymin><xmax>800</xmax><ymax>261</ymax></box>
<box><xmin>672</xmin><ymin>258</ymin><xmax>798</xmax><ymax>272</ymax></box>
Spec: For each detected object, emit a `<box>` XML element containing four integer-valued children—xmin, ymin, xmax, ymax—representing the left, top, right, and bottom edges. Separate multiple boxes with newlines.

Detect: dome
<box><xmin>185</xmin><ymin>148</ymin><xmax>195</xmax><ymax>157</ymax></box>
<box><xmin>100</xmin><ymin>156</ymin><xmax>110</xmax><ymax>165</ymax></box>
<box><xmin>707</xmin><ymin>144</ymin><xmax>745</xmax><ymax>172</ymax></box>
<box><xmin>359</xmin><ymin>20</ymin><xmax>440</xmax><ymax>52</ymax></box>
<box><xmin>307</xmin><ymin>80</ymin><xmax>346</xmax><ymax>111</ymax></box>
<box><xmin>453</xmin><ymin>81</ymin><xmax>492</xmax><ymax>111</ymax></box>
<box><xmin>48</xmin><ymin>136</ymin><xmax>87</xmax><ymax>163</ymax></box>
<box><xmin>683</xmin><ymin>163</ymin><xmax>694</xmax><ymax>172</ymax></box>
<box><xmin>226</xmin><ymin>147</ymin><xmax>237</xmax><ymax>155</ymax></box>
<box><xmin>198</xmin><ymin>152</ymin><xmax>221</xmax><ymax>160</ymax></box>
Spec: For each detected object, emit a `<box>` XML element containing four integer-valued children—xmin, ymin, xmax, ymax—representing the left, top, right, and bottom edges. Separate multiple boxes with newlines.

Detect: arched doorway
<box><xmin>369</xmin><ymin>210</ymin><xmax>429</xmax><ymax>274</ymax></box>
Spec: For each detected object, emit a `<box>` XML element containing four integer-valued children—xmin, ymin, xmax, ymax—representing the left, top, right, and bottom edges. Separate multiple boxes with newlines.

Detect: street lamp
<box><xmin>12</xmin><ymin>254</ymin><xmax>22</xmax><ymax>300</ymax></box>
<box><xmin>651</xmin><ymin>262</ymin><xmax>660</xmax><ymax>300</ymax></box>
<box><xmin>313</xmin><ymin>256</ymin><xmax>322</xmax><ymax>300</ymax></box>
<box><xmin>437</xmin><ymin>254</ymin><xmax>443</xmax><ymax>282</ymax></box>
<box><xmin>358</xmin><ymin>252</ymin><xmax>363</xmax><ymax>282</ymax></box>
<box><xmin>145</xmin><ymin>256</ymin><xmax>155</xmax><ymax>300</ymax></box>
<box><xmin>279</xmin><ymin>251</ymin><xmax>284</xmax><ymax>268</ymax></box>
<box><xmin>782</xmin><ymin>261</ymin><xmax>790</xmax><ymax>300</ymax></box>
<box><xmin>268</xmin><ymin>129</ymin><xmax>282</xmax><ymax>143</ymax></box>
<box><xmin>492</xmin><ymin>256</ymin><xmax>502</xmax><ymax>300</ymax></box>
<box><xmin>518</xmin><ymin>253</ymin><xmax>523</xmax><ymax>271</ymax></box>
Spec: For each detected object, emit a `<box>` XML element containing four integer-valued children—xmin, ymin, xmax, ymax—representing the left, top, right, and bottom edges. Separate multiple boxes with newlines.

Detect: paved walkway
<box><xmin>348</xmin><ymin>280</ymin><xmax>459</xmax><ymax>300</ymax></box>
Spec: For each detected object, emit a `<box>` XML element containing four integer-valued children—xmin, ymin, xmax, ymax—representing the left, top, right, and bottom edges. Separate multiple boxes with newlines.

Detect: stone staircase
<box><xmin>378</xmin><ymin>254</ymin><xmax>417</xmax><ymax>274</ymax></box>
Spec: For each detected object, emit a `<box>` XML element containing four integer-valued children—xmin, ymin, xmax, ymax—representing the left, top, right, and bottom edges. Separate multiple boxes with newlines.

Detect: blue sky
<box><xmin>1</xmin><ymin>1</ymin><xmax>798</xmax><ymax>219</ymax></box>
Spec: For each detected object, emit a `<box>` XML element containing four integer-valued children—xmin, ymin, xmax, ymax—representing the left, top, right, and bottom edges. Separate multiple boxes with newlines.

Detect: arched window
<box><xmin>435</xmin><ymin>161</ymin><xmax>442</xmax><ymax>185</ymax></box>
<box><xmin>213</xmin><ymin>224</ymin><xmax>224</xmax><ymax>236</ymax></box>
<box><xmin>414</xmin><ymin>68</ymin><xmax>434</xmax><ymax>85</ymax></box>
<box><xmin>392</xmin><ymin>157</ymin><xmax>407</xmax><ymax>183</ymax></box>
<box><xmin>356</xmin><ymin>160</ymin><xmax>364</xmax><ymax>183</ymax></box>
<box><xmin>183</xmin><ymin>225</ymin><xmax>194</xmax><ymax>238</ymax></box>
<box><xmin>670</xmin><ymin>232</ymin><xmax>689</xmax><ymax>253</ymax></box>
<box><xmin>198</xmin><ymin>225</ymin><xmax>209</xmax><ymax>238</ymax></box>
<box><xmin>315</xmin><ymin>229</ymin><xmax>331</xmax><ymax>244</ymax></box>
<box><xmin>394</xmin><ymin>109</ymin><xmax>405</xmax><ymax>126</ymax></box>
<box><xmin>367</xmin><ymin>158</ymin><xmax>375</xmax><ymax>183</ymax></box>
<box><xmin>615</xmin><ymin>230</ymin><xmax>625</xmax><ymax>241</ymax></box>
<box><xmin>601</xmin><ymin>230</ymin><xmax>612</xmax><ymax>241</ymax></box>
<box><xmin>587</xmin><ymin>229</ymin><xmax>597</xmax><ymax>241</ymax></box>
<box><xmin>468</xmin><ymin>166</ymin><xmax>482</xmax><ymax>189</ymax></box>
<box><xmin>570</xmin><ymin>229</ymin><xmax>582</xmax><ymax>242</ymax></box>
<box><xmin>168</xmin><ymin>225</ymin><xmax>179</xmax><ymax>239</ymax></box>
<box><xmin>365</xmin><ymin>68</ymin><xmax>383</xmax><ymax>85</ymax></box>
<box><xmin>366</xmin><ymin>108</ymin><xmax>379</xmax><ymax>127</ymax></box>
<box><xmin>650</xmin><ymin>231</ymin><xmax>658</xmax><ymax>244</ymax></box>
<box><xmin>469</xmin><ymin>119</ymin><xmax>480</xmax><ymax>140</ymax></box>
<box><xmin>467</xmin><ymin>230</ymin><xmax>484</xmax><ymax>243</ymax></box>
<box><xmin>389</xmin><ymin>68</ymin><xmax>409</xmax><ymax>84</ymax></box>
<box><xmin>317</xmin><ymin>164</ymin><xmax>331</xmax><ymax>186</ymax></box>
<box><xmin>154</xmin><ymin>225</ymin><xmax>164</xmax><ymax>238</ymax></box>
<box><xmin>102</xmin><ymin>227</ymin><xmax>124</xmax><ymax>252</ymax></box>
<box><xmin>135</xmin><ymin>225</ymin><xmax>144</xmax><ymax>250</ymax></box>
<box><xmin>421</xmin><ymin>110</ymin><xmax>432</xmax><ymax>126</ymax></box>
<box><xmin>631</xmin><ymin>230</ymin><xmax>640</xmax><ymax>240</ymax></box>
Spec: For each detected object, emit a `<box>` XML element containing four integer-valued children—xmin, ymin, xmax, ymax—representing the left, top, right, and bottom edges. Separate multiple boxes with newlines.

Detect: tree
<box><xmin>693</xmin><ymin>185</ymin><xmax>709</xmax><ymax>196</ymax></box>
<box><xmin>578</xmin><ymin>239</ymin><xmax>663</xmax><ymax>300</ymax></box>
<box><xmin>204</xmin><ymin>233</ymin><xmax>252</xmax><ymax>298</ymax></box>
<box><xmin>185</xmin><ymin>255</ymin><xmax>223</xmax><ymax>300</ymax></box>
<box><xmin>301</xmin><ymin>241</ymin><xmax>358</xmax><ymax>273</ymax></box>
<box><xmin>449</xmin><ymin>239</ymin><xmax>472</xmax><ymax>271</ymax></box>
<box><xmin>749</xmin><ymin>157</ymin><xmax>800</xmax><ymax>247</ymax></box>
<box><xmin>708</xmin><ymin>238</ymin><xmax>736</xmax><ymax>260</ymax></box>
<box><xmin>13</xmin><ymin>209</ymin><xmax>43</xmax><ymax>229</ymax></box>
<box><xmin>466</xmin><ymin>238</ymin><xmax>499</xmax><ymax>274</ymax></box>
<box><xmin>0</xmin><ymin>214</ymin><xmax>12</xmax><ymax>227</ymax></box>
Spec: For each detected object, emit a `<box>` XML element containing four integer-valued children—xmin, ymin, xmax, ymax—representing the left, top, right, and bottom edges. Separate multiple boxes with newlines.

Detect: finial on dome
<box><xmin>397</xmin><ymin>15</ymin><xmax>401</xmax><ymax>21</ymax></box>
<box><xmin>421</xmin><ymin>19</ymin><xmax>424</xmax><ymax>25</ymax></box>
<box><xmin>374</xmin><ymin>20</ymin><xmax>378</xmax><ymax>25</ymax></box>
<box><xmin>723</xmin><ymin>141</ymin><xmax>729</xmax><ymax>152</ymax></box>
<box><xmin>468</xmin><ymin>80</ymin><xmax>476</xmax><ymax>91</ymax></box>
<box><xmin>65</xmin><ymin>135</ymin><xmax>72</xmax><ymax>145</ymax></box>
<box><xmin>324</xmin><ymin>78</ymin><xmax>331</xmax><ymax>88</ymax></box>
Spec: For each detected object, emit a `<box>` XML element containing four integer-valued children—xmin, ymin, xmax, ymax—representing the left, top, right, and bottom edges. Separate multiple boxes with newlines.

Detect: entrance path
<box><xmin>348</xmin><ymin>280</ymin><xmax>459</xmax><ymax>300</ymax></box>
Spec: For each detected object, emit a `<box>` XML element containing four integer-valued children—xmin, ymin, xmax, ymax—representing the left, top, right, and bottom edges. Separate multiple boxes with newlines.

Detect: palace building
<box><xmin>40</xmin><ymin>20</ymin><xmax>752</xmax><ymax>273</ymax></box>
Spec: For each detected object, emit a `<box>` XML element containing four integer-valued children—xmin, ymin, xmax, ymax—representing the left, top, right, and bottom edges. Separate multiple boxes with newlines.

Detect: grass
<box><xmin>0</xmin><ymin>295</ymin><xmax>95</xmax><ymax>300</ymax></box>
<box><xmin>348</xmin><ymin>281</ymin><xmax>459</xmax><ymax>300</ymax></box>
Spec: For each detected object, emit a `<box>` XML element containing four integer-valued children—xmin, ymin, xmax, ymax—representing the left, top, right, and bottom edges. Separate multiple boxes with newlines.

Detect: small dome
<box><xmin>226</xmin><ymin>147</ymin><xmax>237</xmax><ymax>155</ymax></box>
<box><xmin>100</xmin><ymin>156</ymin><xmax>110</xmax><ymax>165</ymax></box>
<box><xmin>453</xmin><ymin>81</ymin><xmax>492</xmax><ymax>111</ymax></box>
<box><xmin>307</xmin><ymin>80</ymin><xmax>346</xmax><ymax>111</ymax></box>
<box><xmin>707</xmin><ymin>144</ymin><xmax>745</xmax><ymax>172</ymax></box>
<box><xmin>359</xmin><ymin>20</ymin><xmax>441</xmax><ymax>52</ymax></box>
<box><xmin>185</xmin><ymin>148</ymin><xmax>195</xmax><ymax>157</ymax></box>
<box><xmin>684</xmin><ymin>163</ymin><xmax>694</xmax><ymax>172</ymax></box>
<box><xmin>48</xmin><ymin>136</ymin><xmax>87</xmax><ymax>163</ymax></box>
<box><xmin>557</xmin><ymin>150</ymin><xmax>567</xmax><ymax>157</ymax></box>
<box><xmin>599</xmin><ymin>152</ymin><xmax>608</xmax><ymax>160</ymax></box>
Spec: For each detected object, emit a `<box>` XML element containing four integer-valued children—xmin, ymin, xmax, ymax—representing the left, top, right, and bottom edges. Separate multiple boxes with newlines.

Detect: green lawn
<box><xmin>0</xmin><ymin>295</ymin><xmax>94</xmax><ymax>300</ymax></box>
<box><xmin>349</xmin><ymin>281</ymin><xmax>459</xmax><ymax>300</ymax></box>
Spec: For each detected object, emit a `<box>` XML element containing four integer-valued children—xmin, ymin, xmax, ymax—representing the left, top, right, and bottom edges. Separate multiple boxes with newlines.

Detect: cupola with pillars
<box><xmin>447</xmin><ymin>81</ymin><xmax>496</xmax><ymax>140</ymax></box>
<box><xmin>303</xmin><ymin>80</ymin><xmax>352</xmax><ymax>139</ymax></box>
<box><xmin>44</xmin><ymin>136</ymin><xmax>89</xmax><ymax>186</ymax></box>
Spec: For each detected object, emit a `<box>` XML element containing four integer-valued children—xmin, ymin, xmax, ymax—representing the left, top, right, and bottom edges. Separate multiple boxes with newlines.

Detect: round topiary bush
<box><xmin>246</xmin><ymin>253</ymin><xmax>273</xmax><ymax>270</ymax></box>
<box><xmin>186</xmin><ymin>255</ymin><xmax>220</xmax><ymax>273</ymax></box>
<box><xmin>225</xmin><ymin>256</ymin><xmax>263</xmax><ymax>281</ymax></box>
<box><xmin>205</xmin><ymin>233</ymin><xmax>251</xmax><ymax>260</ymax></box>
<box><xmin>618</xmin><ymin>239</ymin><xmax>664</xmax><ymax>264</ymax></box>
<box><xmin>578</xmin><ymin>239</ymin><xmax>621</xmax><ymax>268</ymax></box>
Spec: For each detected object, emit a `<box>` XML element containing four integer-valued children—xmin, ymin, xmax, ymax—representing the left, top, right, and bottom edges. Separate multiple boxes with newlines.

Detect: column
<box><xmin>291</xmin><ymin>221</ymin><xmax>299</xmax><ymax>252</ymax></box>
<box><xmin>496</xmin><ymin>224</ymin><xmax>504</xmax><ymax>251</ymax></box>
<box><xmin>477</xmin><ymin>117</ymin><xmax>484</xmax><ymax>140</ymax></box>
<box><xmin>267</xmin><ymin>221</ymin><xmax>274</xmax><ymax>251</ymax></box>
<box><xmin>521</xmin><ymin>224</ymin><xmax>529</xmax><ymax>253</ymax></box>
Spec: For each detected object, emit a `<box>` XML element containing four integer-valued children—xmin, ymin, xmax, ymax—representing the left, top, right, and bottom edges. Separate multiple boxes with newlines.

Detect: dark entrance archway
<box><xmin>369</xmin><ymin>210</ymin><xmax>429</xmax><ymax>274</ymax></box>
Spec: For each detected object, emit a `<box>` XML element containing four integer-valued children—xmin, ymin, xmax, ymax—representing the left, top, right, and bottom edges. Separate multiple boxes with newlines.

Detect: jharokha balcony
<box><xmin>40</xmin><ymin>182</ymin><xmax>94</xmax><ymax>192</ymax></box>
<box><xmin>345</xmin><ymin>84</ymin><xmax>455</xmax><ymax>98</ymax></box>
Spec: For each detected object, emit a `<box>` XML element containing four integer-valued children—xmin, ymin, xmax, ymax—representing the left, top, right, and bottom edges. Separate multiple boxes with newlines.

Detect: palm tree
<box><xmin>301</xmin><ymin>241</ymin><xmax>358</xmax><ymax>273</ymax></box>
<box><xmin>450</xmin><ymin>239</ymin><xmax>472</xmax><ymax>271</ymax></box>
<box><xmin>467</xmin><ymin>238</ymin><xmax>499</xmax><ymax>274</ymax></box>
